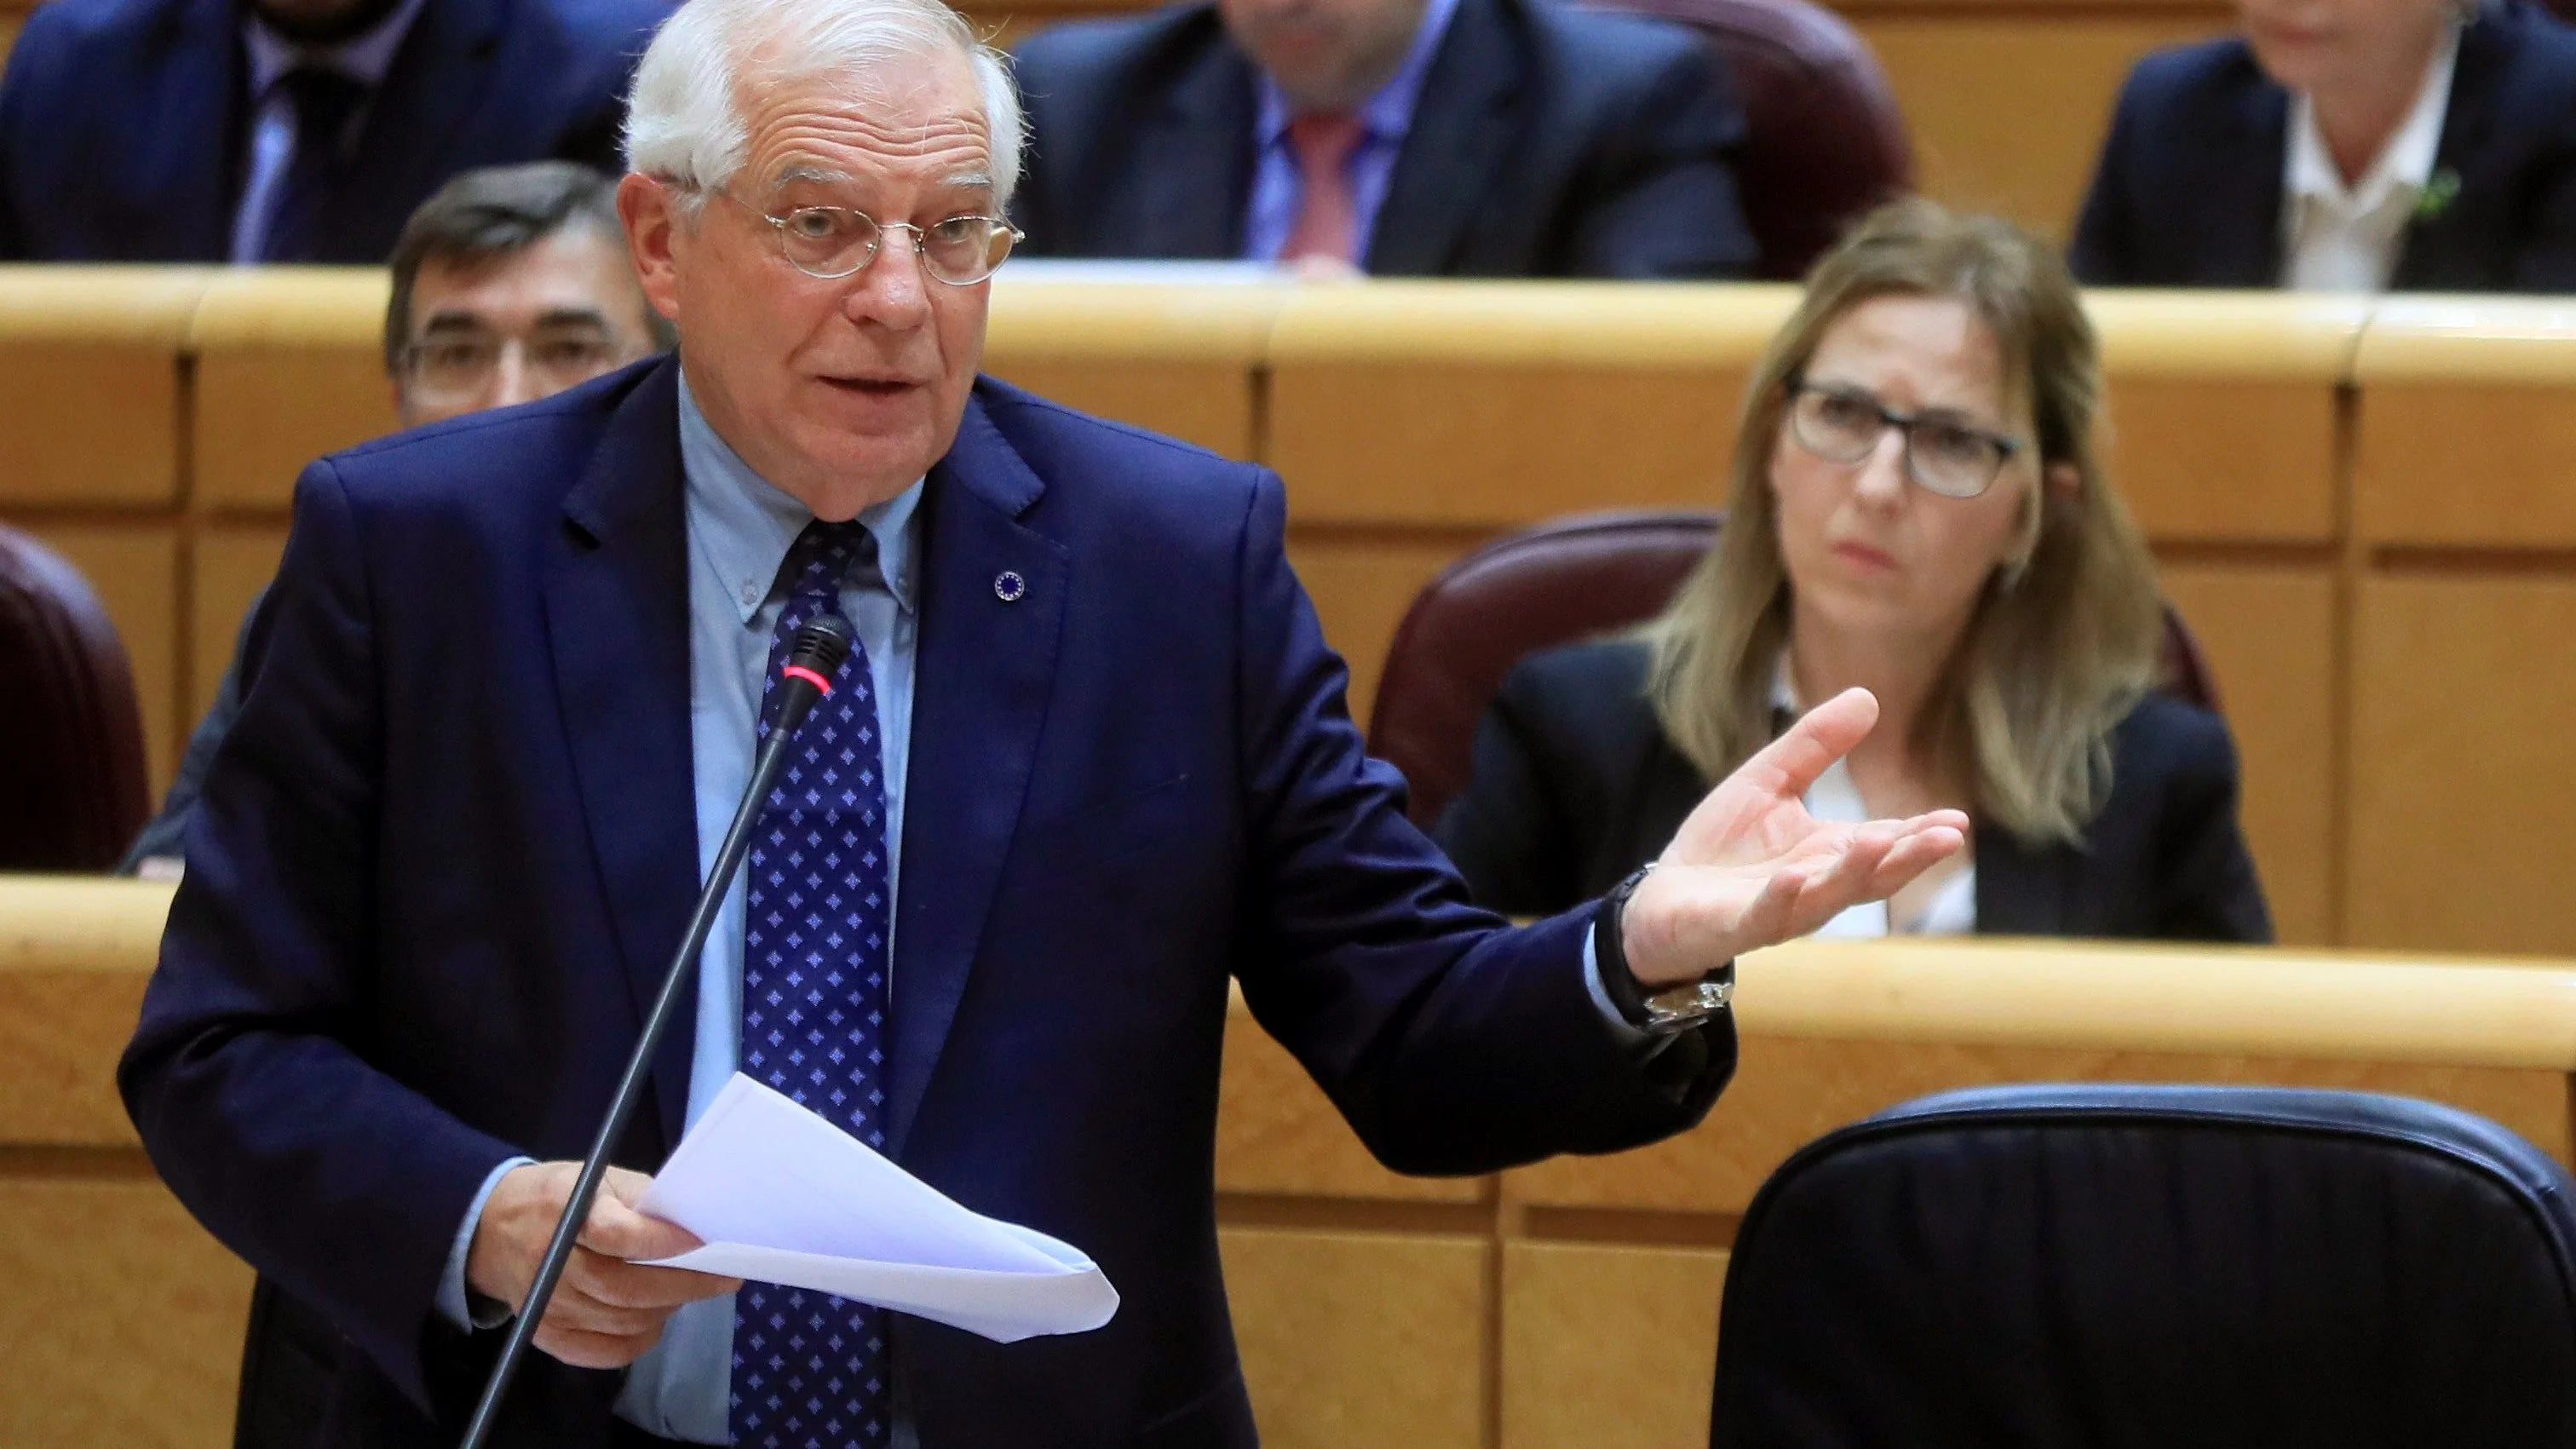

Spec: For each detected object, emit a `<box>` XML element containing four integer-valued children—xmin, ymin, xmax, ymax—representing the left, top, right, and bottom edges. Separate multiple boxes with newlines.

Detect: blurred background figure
<box><xmin>1008</xmin><ymin>0</ymin><xmax>1760</xmax><ymax>278</ymax></box>
<box><xmin>1436</xmin><ymin>200</ymin><xmax>2273</xmax><ymax>941</ymax></box>
<box><xmin>0</xmin><ymin>0</ymin><xmax>669</xmax><ymax>262</ymax></box>
<box><xmin>2069</xmin><ymin>0</ymin><xmax>2576</xmax><ymax>291</ymax></box>
<box><xmin>119</xmin><ymin>161</ymin><xmax>669</xmax><ymax>878</ymax></box>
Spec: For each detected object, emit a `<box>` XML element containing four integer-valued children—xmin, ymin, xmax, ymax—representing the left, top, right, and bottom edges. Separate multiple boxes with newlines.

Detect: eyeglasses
<box><xmin>724</xmin><ymin>192</ymin><xmax>1023</xmax><ymax>285</ymax></box>
<box><xmin>401</xmin><ymin>331</ymin><xmax>627</xmax><ymax>404</ymax></box>
<box><xmin>1785</xmin><ymin>381</ymin><xmax>2022</xmax><ymax>499</ymax></box>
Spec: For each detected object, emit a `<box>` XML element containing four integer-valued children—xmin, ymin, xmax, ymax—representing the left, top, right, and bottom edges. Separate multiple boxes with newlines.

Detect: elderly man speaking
<box><xmin>118</xmin><ymin>0</ymin><xmax>1964</xmax><ymax>1444</ymax></box>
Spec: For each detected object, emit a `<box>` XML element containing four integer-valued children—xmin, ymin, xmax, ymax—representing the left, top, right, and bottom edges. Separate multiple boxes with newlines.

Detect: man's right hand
<box><xmin>464</xmin><ymin>1160</ymin><xmax>742</xmax><ymax>1368</ymax></box>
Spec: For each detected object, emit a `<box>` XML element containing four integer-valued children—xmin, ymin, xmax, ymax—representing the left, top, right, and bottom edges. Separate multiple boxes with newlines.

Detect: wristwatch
<box><xmin>1593</xmin><ymin>863</ymin><xmax>1734</xmax><ymax>1035</ymax></box>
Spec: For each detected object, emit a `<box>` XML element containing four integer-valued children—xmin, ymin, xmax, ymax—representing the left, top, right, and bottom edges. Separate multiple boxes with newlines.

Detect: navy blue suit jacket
<box><xmin>1009</xmin><ymin>0</ymin><xmax>1757</xmax><ymax>278</ymax></box>
<box><xmin>1437</xmin><ymin>640</ymin><xmax>2274</xmax><ymax>943</ymax></box>
<box><xmin>0</xmin><ymin>0</ymin><xmax>668</xmax><ymax>262</ymax></box>
<box><xmin>2069</xmin><ymin>1</ymin><xmax>2576</xmax><ymax>291</ymax></box>
<box><xmin>118</xmin><ymin>360</ymin><xmax>1732</xmax><ymax>1447</ymax></box>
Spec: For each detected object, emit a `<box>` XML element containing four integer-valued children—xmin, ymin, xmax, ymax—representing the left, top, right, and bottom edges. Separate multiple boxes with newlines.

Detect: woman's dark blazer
<box><xmin>1433</xmin><ymin>639</ymin><xmax>2274</xmax><ymax>942</ymax></box>
<box><xmin>2067</xmin><ymin>0</ymin><xmax>2576</xmax><ymax>291</ymax></box>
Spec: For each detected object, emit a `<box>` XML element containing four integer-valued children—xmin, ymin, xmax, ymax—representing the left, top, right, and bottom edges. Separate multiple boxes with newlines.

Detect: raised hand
<box><xmin>1619</xmin><ymin>687</ymin><xmax>1969</xmax><ymax>987</ymax></box>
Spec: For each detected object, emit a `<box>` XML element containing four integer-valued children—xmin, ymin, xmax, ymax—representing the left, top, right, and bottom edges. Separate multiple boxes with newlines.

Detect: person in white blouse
<box><xmin>1439</xmin><ymin>199</ymin><xmax>2274</xmax><ymax>942</ymax></box>
<box><xmin>2070</xmin><ymin>0</ymin><xmax>2576</xmax><ymax>292</ymax></box>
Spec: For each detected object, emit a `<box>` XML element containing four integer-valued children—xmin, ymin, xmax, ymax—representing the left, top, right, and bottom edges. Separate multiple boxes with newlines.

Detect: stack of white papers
<box><xmin>635</xmin><ymin>1074</ymin><xmax>1119</xmax><ymax>1343</ymax></box>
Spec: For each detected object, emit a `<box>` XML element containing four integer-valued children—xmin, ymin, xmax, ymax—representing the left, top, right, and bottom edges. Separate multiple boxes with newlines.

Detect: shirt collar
<box><xmin>2284</xmin><ymin>26</ymin><xmax>2459</xmax><ymax>215</ymax></box>
<box><xmin>676</xmin><ymin>369</ymin><xmax>923</xmax><ymax>625</ymax></box>
<box><xmin>1256</xmin><ymin>0</ymin><xmax>1463</xmax><ymax>149</ymax></box>
<box><xmin>241</xmin><ymin>0</ymin><xmax>431</xmax><ymax>97</ymax></box>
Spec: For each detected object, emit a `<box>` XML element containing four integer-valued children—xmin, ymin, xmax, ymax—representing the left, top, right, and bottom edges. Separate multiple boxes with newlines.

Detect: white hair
<box><xmin>624</xmin><ymin>0</ymin><xmax>1025</xmax><ymax>214</ymax></box>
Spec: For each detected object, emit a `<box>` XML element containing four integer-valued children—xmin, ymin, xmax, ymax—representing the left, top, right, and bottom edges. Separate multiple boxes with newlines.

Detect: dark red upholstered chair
<box><xmin>1367</xmin><ymin>509</ymin><xmax>2221</xmax><ymax>828</ymax></box>
<box><xmin>1583</xmin><ymin>0</ymin><xmax>1914</xmax><ymax>279</ymax></box>
<box><xmin>0</xmin><ymin>523</ymin><xmax>150</xmax><ymax>871</ymax></box>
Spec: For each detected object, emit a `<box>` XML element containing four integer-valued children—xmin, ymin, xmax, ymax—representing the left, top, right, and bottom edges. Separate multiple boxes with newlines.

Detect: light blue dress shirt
<box><xmin>434</xmin><ymin>373</ymin><xmax>921</xmax><ymax>1443</ymax></box>
<box><xmin>228</xmin><ymin>0</ymin><xmax>430</xmax><ymax>263</ymax></box>
<box><xmin>1239</xmin><ymin>0</ymin><xmax>1463</xmax><ymax>265</ymax></box>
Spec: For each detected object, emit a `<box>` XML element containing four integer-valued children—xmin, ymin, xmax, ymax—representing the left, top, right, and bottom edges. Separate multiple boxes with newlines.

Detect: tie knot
<box><xmin>776</xmin><ymin>519</ymin><xmax>874</xmax><ymax>602</ymax></box>
<box><xmin>279</xmin><ymin>66</ymin><xmax>368</xmax><ymax>149</ymax></box>
<box><xmin>1288</xmin><ymin>112</ymin><xmax>1367</xmax><ymax>173</ymax></box>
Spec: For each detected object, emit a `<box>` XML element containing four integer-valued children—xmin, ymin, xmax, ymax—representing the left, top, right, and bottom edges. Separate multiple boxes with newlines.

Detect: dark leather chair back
<box><xmin>1711</xmin><ymin>1084</ymin><xmax>2576</xmax><ymax>1448</ymax></box>
<box><xmin>1367</xmin><ymin>509</ymin><xmax>2220</xmax><ymax>827</ymax></box>
<box><xmin>1584</xmin><ymin>0</ymin><xmax>1914</xmax><ymax>279</ymax></box>
<box><xmin>0</xmin><ymin>523</ymin><xmax>149</xmax><ymax>870</ymax></box>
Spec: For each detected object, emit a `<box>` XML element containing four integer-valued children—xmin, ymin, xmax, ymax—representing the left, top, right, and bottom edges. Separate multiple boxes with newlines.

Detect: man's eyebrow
<box><xmin>532</xmin><ymin>308</ymin><xmax>613</xmax><ymax>331</ymax></box>
<box><xmin>768</xmin><ymin>164</ymin><xmax>854</xmax><ymax>190</ymax></box>
<box><xmin>417</xmin><ymin>311</ymin><xmax>493</xmax><ymax>336</ymax></box>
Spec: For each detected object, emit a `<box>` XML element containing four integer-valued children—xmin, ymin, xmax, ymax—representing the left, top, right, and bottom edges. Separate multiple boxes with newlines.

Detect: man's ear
<box><xmin>618</xmin><ymin>173</ymin><xmax>684</xmax><ymax>329</ymax></box>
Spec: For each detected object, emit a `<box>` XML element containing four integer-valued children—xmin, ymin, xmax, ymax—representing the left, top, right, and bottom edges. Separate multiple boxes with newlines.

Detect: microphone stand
<box><xmin>457</xmin><ymin>614</ymin><xmax>856</xmax><ymax>1449</ymax></box>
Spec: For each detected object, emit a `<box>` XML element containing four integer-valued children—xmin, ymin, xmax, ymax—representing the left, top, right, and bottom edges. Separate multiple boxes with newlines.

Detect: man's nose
<box><xmin>845</xmin><ymin>234</ymin><xmax>934</xmax><ymax>328</ymax></box>
<box><xmin>489</xmin><ymin>342</ymin><xmax>540</xmax><ymax>408</ymax></box>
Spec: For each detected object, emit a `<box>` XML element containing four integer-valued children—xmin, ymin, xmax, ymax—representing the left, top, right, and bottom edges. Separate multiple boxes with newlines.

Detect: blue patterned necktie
<box><xmin>733</xmin><ymin>520</ymin><xmax>894</xmax><ymax>1449</ymax></box>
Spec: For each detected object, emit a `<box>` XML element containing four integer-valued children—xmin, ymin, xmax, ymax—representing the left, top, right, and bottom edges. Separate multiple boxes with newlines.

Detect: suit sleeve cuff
<box><xmin>438</xmin><ymin>1156</ymin><xmax>534</xmax><ymax>1331</ymax></box>
<box><xmin>1582</xmin><ymin>928</ymin><xmax>1654</xmax><ymax>1047</ymax></box>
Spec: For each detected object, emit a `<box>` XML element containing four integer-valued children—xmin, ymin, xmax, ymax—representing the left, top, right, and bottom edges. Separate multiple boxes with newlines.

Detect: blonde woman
<box><xmin>1437</xmin><ymin>200</ymin><xmax>2271</xmax><ymax>940</ymax></box>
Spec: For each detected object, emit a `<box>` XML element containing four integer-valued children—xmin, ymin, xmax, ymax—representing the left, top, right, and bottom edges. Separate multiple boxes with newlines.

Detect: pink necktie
<box><xmin>1280</xmin><ymin>112</ymin><xmax>1368</xmax><ymax>265</ymax></box>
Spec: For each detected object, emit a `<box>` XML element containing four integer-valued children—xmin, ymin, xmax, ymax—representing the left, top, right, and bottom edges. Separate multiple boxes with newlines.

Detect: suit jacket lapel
<box><xmin>888</xmin><ymin>388</ymin><xmax>1068</xmax><ymax>1156</ymax></box>
<box><xmin>134</xmin><ymin>0</ymin><xmax>244</xmax><ymax>259</ymax></box>
<box><xmin>1973</xmin><ymin>825</ymin><xmax>2076</xmax><ymax>937</ymax></box>
<box><xmin>2395</xmin><ymin>10</ymin><xmax>2501</xmax><ymax>288</ymax></box>
<box><xmin>2197</xmin><ymin>75</ymin><xmax>2291</xmax><ymax>287</ymax></box>
<box><xmin>543</xmin><ymin>359</ymin><xmax>702</xmax><ymax>1154</ymax></box>
<box><xmin>321</xmin><ymin>0</ymin><xmax>512</xmax><ymax>254</ymax></box>
<box><xmin>1367</xmin><ymin>0</ymin><xmax>1522</xmax><ymax>274</ymax></box>
<box><xmin>1115</xmin><ymin>43</ymin><xmax>1261</xmax><ymax>258</ymax></box>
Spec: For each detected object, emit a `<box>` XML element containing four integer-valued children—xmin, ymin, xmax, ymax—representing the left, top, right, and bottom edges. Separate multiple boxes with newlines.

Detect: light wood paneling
<box><xmin>28</xmin><ymin>525</ymin><xmax>181</xmax><ymax>796</ymax></box>
<box><xmin>0</xmin><ymin>1176</ymin><xmax>253</xmax><ymax>1449</ymax></box>
<box><xmin>2354</xmin><ymin>299</ymin><xmax>2576</xmax><ymax>548</ymax></box>
<box><xmin>1508</xmin><ymin>1037</ymin><xmax>2570</xmax><ymax>1212</ymax></box>
<box><xmin>983</xmin><ymin>276</ymin><xmax>1286</xmax><ymax>457</ymax></box>
<box><xmin>191</xmin><ymin>526</ymin><xmax>290</xmax><ymax>722</ymax></box>
<box><xmin>1219</xmin><ymin>995</ymin><xmax>1486</xmax><ymax>1201</ymax></box>
<box><xmin>1219</xmin><ymin>1227</ymin><xmax>1488</xmax><ymax>1449</ymax></box>
<box><xmin>1857</xmin><ymin>14</ymin><xmax>2229</xmax><ymax>239</ymax></box>
<box><xmin>1268</xmin><ymin>285</ymin><xmax>1791</xmax><ymax>526</ymax></box>
<box><xmin>0</xmin><ymin>267</ymin><xmax>209</xmax><ymax>508</ymax></box>
<box><xmin>2158</xmin><ymin>563</ymin><xmax>2336</xmax><ymax>943</ymax></box>
<box><xmin>2350</xmin><ymin>575</ymin><xmax>2576</xmax><ymax>952</ymax></box>
<box><xmin>190</xmin><ymin>269</ymin><xmax>396</xmax><ymax>511</ymax></box>
<box><xmin>1500</xmin><ymin>1241</ymin><xmax>1729</xmax><ymax>1449</ymax></box>
<box><xmin>1284</xmin><ymin>529</ymin><xmax>1486</xmax><ymax>730</ymax></box>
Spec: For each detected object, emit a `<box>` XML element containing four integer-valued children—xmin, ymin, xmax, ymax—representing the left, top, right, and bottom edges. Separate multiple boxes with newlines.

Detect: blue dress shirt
<box><xmin>434</xmin><ymin>373</ymin><xmax>922</xmax><ymax>1443</ymax></box>
<box><xmin>1240</xmin><ymin>0</ymin><xmax>1463</xmax><ymax>265</ymax></box>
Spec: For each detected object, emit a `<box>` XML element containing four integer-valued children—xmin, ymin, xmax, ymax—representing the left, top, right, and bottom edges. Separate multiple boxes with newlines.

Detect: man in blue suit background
<box><xmin>118</xmin><ymin>0</ymin><xmax>1966</xmax><ymax>1443</ymax></box>
<box><xmin>0</xmin><ymin>0</ymin><xmax>670</xmax><ymax>261</ymax></box>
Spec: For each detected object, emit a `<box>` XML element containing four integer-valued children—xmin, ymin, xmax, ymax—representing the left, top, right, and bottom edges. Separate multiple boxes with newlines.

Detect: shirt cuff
<box><xmin>438</xmin><ymin>1156</ymin><xmax>536</xmax><ymax>1331</ymax></box>
<box><xmin>1581</xmin><ymin>927</ymin><xmax>1653</xmax><ymax>1047</ymax></box>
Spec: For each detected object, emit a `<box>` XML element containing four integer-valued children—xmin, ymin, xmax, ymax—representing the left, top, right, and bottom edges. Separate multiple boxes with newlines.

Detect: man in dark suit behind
<box><xmin>1009</xmin><ymin>0</ymin><xmax>1760</xmax><ymax>278</ymax></box>
<box><xmin>0</xmin><ymin>0</ymin><xmax>670</xmax><ymax>262</ymax></box>
<box><xmin>117</xmin><ymin>0</ymin><xmax>1961</xmax><ymax>1443</ymax></box>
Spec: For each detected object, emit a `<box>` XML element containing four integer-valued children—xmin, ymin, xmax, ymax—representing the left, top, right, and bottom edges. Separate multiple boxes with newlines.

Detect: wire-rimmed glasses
<box><xmin>725</xmin><ymin>192</ymin><xmax>1023</xmax><ymax>285</ymax></box>
<box><xmin>1785</xmin><ymin>380</ymin><xmax>2022</xmax><ymax>498</ymax></box>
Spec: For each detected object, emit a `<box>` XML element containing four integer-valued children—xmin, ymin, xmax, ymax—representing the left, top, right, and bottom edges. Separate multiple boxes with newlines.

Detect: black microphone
<box><xmin>458</xmin><ymin>612</ymin><xmax>857</xmax><ymax>1449</ymax></box>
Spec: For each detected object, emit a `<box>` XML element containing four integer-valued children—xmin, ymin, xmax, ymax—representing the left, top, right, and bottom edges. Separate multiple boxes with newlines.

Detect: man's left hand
<box><xmin>1621</xmin><ymin>687</ymin><xmax>1969</xmax><ymax>987</ymax></box>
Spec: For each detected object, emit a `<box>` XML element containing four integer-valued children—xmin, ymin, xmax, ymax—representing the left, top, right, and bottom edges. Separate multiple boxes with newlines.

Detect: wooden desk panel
<box><xmin>2350</xmin><ymin>575</ymin><xmax>2576</xmax><ymax>952</ymax></box>
<box><xmin>0</xmin><ymin>267</ymin><xmax>209</xmax><ymax>508</ymax></box>
<box><xmin>189</xmin><ymin>269</ymin><xmax>396</xmax><ymax>513</ymax></box>
<box><xmin>0</xmin><ymin>1176</ymin><xmax>251</xmax><ymax>1449</ymax></box>
<box><xmin>1220</xmin><ymin>1227</ymin><xmax>1489</xmax><ymax>1449</ymax></box>
<box><xmin>1507</xmin><ymin>1038</ymin><xmax>2570</xmax><ymax>1213</ymax></box>
<box><xmin>1500</xmin><ymin>1241</ymin><xmax>1729</xmax><ymax>1449</ymax></box>
<box><xmin>2355</xmin><ymin>298</ymin><xmax>2576</xmax><ymax>548</ymax></box>
<box><xmin>983</xmin><ymin>276</ymin><xmax>1285</xmax><ymax>459</ymax></box>
<box><xmin>191</xmin><ymin>526</ymin><xmax>290</xmax><ymax>722</ymax></box>
<box><xmin>1268</xmin><ymin>285</ymin><xmax>1791</xmax><ymax>527</ymax></box>
<box><xmin>2157</xmin><ymin>563</ymin><xmax>2336</xmax><ymax>944</ymax></box>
